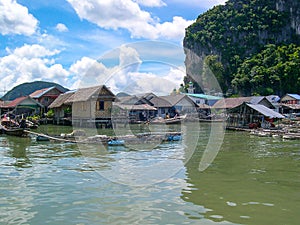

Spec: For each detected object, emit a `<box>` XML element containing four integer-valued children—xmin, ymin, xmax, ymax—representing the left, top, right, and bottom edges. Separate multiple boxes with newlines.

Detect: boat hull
<box><xmin>2</xmin><ymin>127</ymin><xmax>26</xmax><ymax>137</ymax></box>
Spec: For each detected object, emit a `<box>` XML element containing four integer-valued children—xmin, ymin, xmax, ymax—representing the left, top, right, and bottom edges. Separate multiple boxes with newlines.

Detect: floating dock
<box><xmin>25</xmin><ymin>130</ymin><xmax>182</xmax><ymax>145</ymax></box>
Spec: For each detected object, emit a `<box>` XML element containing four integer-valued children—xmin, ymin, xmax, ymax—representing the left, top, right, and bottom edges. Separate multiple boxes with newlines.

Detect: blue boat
<box><xmin>172</xmin><ymin>135</ymin><xmax>182</xmax><ymax>141</ymax></box>
<box><xmin>166</xmin><ymin>134</ymin><xmax>182</xmax><ymax>141</ymax></box>
<box><xmin>108</xmin><ymin>139</ymin><xmax>125</xmax><ymax>146</ymax></box>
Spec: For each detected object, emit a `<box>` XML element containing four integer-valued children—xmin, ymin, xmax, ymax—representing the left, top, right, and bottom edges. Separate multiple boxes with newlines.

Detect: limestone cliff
<box><xmin>183</xmin><ymin>0</ymin><xmax>300</xmax><ymax>94</ymax></box>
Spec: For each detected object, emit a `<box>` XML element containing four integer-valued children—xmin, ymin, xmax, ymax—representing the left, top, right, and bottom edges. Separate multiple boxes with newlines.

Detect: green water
<box><xmin>0</xmin><ymin>123</ymin><xmax>299</xmax><ymax>224</ymax></box>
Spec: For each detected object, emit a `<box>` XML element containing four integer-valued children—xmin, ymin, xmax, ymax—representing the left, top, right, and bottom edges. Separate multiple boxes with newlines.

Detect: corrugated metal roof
<box><xmin>185</xmin><ymin>93</ymin><xmax>223</xmax><ymax>100</ymax></box>
<box><xmin>113</xmin><ymin>103</ymin><xmax>157</xmax><ymax>111</ymax></box>
<box><xmin>287</xmin><ymin>94</ymin><xmax>300</xmax><ymax>100</ymax></box>
<box><xmin>30</xmin><ymin>86</ymin><xmax>65</xmax><ymax>98</ymax></box>
<box><xmin>246</xmin><ymin>103</ymin><xmax>284</xmax><ymax>118</ymax></box>
<box><xmin>2</xmin><ymin>96</ymin><xmax>43</xmax><ymax>108</ymax></box>
<box><xmin>249</xmin><ymin>96</ymin><xmax>265</xmax><ymax>104</ymax></box>
<box><xmin>30</xmin><ymin>87</ymin><xmax>50</xmax><ymax>98</ymax></box>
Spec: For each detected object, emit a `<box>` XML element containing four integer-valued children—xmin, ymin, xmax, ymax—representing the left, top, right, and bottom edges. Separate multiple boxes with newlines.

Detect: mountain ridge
<box><xmin>1</xmin><ymin>81</ymin><xmax>69</xmax><ymax>101</ymax></box>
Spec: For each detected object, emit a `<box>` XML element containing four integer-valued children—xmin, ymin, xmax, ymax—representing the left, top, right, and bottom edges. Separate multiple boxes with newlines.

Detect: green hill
<box><xmin>184</xmin><ymin>0</ymin><xmax>300</xmax><ymax>96</ymax></box>
<box><xmin>1</xmin><ymin>81</ymin><xmax>69</xmax><ymax>101</ymax></box>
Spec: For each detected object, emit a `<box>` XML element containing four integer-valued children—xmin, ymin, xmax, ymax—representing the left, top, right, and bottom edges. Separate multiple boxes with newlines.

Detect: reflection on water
<box><xmin>0</xmin><ymin>124</ymin><xmax>299</xmax><ymax>224</ymax></box>
<box><xmin>1</xmin><ymin>136</ymin><xmax>32</xmax><ymax>168</ymax></box>
<box><xmin>183</xmin><ymin>129</ymin><xmax>300</xmax><ymax>225</ymax></box>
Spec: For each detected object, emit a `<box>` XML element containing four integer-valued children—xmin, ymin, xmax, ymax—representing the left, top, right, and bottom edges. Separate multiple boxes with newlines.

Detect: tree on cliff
<box><xmin>184</xmin><ymin>0</ymin><xmax>300</xmax><ymax>96</ymax></box>
<box><xmin>232</xmin><ymin>44</ymin><xmax>300</xmax><ymax>96</ymax></box>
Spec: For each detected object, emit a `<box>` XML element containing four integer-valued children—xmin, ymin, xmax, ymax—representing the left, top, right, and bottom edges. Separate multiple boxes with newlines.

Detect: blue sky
<box><xmin>0</xmin><ymin>0</ymin><xmax>226</xmax><ymax>96</ymax></box>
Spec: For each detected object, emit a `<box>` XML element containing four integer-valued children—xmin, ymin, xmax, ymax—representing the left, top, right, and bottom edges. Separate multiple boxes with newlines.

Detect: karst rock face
<box><xmin>183</xmin><ymin>0</ymin><xmax>300</xmax><ymax>93</ymax></box>
<box><xmin>276</xmin><ymin>0</ymin><xmax>300</xmax><ymax>35</ymax></box>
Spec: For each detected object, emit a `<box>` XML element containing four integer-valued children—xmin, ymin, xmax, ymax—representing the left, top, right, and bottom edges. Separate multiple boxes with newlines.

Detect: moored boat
<box><xmin>151</xmin><ymin>114</ymin><xmax>187</xmax><ymax>124</ymax></box>
<box><xmin>36</xmin><ymin>135</ymin><xmax>50</xmax><ymax>141</ymax></box>
<box><xmin>1</xmin><ymin>126</ymin><xmax>26</xmax><ymax>137</ymax></box>
<box><xmin>1</xmin><ymin>117</ymin><xmax>27</xmax><ymax>137</ymax></box>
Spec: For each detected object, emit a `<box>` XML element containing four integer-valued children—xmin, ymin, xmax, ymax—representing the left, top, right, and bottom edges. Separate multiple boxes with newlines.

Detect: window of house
<box><xmin>97</xmin><ymin>100</ymin><xmax>105</xmax><ymax>111</ymax></box>
<box><xmin>81</xmin><ymin>102</ymin><xmax>86</xmax><ymax>111</ymax></box>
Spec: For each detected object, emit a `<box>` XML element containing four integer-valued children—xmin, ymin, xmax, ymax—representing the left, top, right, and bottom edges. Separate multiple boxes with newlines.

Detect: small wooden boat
<box><xmin>1</xmin><ymin>126</ymin><xmax>26</xmax><ymax>137</ymax></box>
<box><xmin>0</xmin><ymin>117</ymin><xmax>27</xmax><ymax>137</ymax></box>
<box><xmin>151</xmin><ymin>114</ymin><xmax>187</xmax><ymax>124</ymax></box>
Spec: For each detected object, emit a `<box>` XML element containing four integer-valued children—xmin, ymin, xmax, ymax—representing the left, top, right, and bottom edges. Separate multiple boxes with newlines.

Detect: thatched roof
<box><xmin>66</xmin><ymin>85</ymin><xmax>115</xmax><ymax>103</ymax></box>
<box><xmin>49</xmin><ymin>92</ymin><xmax>74</xmax><ymax>108</ymax></box>
<box><xmin>66</xmin><ymin>86</ymin><xmax>101</xmax><ymax>103</ymax></box>
<box><xmin>198</xmin><ymin>103</ymin><xmax>211</xmax><ymax>109</ymax></box>
<box><xmin>49</xmin><ymin>85</ymin><xmax>115</xmax><ymax>108</ymax></box>
<box><xmin>149</xmin><ymin>96</ymin><xmax>172</xmax><ymax>108</ymax></box>
<box><xmin>281</xmin><ymin>103</ymin><xmax>300</xmax><ymax>110</ymax></box>
<box><xmin>164</xmin><ymin>94</ymin><xmax>187</xmax><ymax>105</ymax></box>
<box><xmin>213</xmin><ymin>97</ymin><xmax>252</xmax><ymax>109</ymax></box>
<box><xmin>116</xmin><ymin>95</ymin><xmax>140</xmax><ymax>105</ymax></box>
<box><xmin>213</xmin><ymin>96</ymin><xmax>274</xmax><ymax>109</ymax></box>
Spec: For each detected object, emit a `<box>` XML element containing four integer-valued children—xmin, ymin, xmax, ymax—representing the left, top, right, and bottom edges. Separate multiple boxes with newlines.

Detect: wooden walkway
<box><xmin>24</xmin><ymin>130</ymin><xmax>79</xmax><ymax>143</ymax></box>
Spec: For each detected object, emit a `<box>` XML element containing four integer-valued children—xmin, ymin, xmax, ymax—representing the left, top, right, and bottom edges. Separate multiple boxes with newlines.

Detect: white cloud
<box><xmin>0</xmin><ymin>0</ymin><xmax>38</xmax><ymax>36</ymax></box>
<box><xmin>67</xmin><ymin>0</ymin><xmax>194</xmax><ymax>40</ymax></box>
<box><xmin>134</xmin><ymin>0</ymin><xmax>166</xmax><ymax>7</ymax></box>
<box><xmin>69</xmin><ymin>56</ymin><xmax>105</xmax><ymax>88</ymax></box>
<box><xmin>0</xmin><ymin>44</ymin><xmax>69</xmax><ymax>93</ymax></box>
<box><xmin>169</xmin><ymin>0</ymin><xmax>227</xmax><ymax>9</ymax></box>
<box><xmin>69</xmin><ymin>57</ymin><xmax>98</xmax><ymax>76</ymax></box>
<box><xmin>124</xmin><ymin>69</ymin><xmax>184</xmax><ymax>95</ymax></box>
<box><xmin>70</xmin><ymin>44</ymin><xmax>185</xmax><ymax>95</ymax></box>
<box><xmin>56</xmin><ymin>23</ymin><xmax>69</xmax><ymax>32</ymax></box>
<box><xmin>156</xmin><ymin>16</ymin><xmax>194</xmax><ymax>40</ymax></box>
<box><xmin>6</xmin><ymin>44</ymin><xmax>60</xmax><ymax>59</ymax></box>
<box><xmin>0</xmin><ymin>42</ymin><xmax>186</xmax><ymax>97</ymax></box>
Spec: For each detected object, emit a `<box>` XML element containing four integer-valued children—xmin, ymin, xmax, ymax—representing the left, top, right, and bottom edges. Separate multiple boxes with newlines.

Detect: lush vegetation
<box><xmin>232</xmin><ymin>44</ymin><xmax>300</xmax><ymax>96</ymax></box>
<box><xmin>1</xmin><ymin>81</ymin><xmax>69</xmax><ymax>101</ymax></box>
<box><xmin>184</xmin><ymin>0</ymin><xmax>300</xmax><ymax>96</ymax></box>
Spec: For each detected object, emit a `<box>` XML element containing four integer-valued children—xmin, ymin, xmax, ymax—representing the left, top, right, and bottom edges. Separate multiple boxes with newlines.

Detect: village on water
<box><xmin>1</xmin><ymin>80</ymin><xmax>300</xmax><ymax>142</ymax></box>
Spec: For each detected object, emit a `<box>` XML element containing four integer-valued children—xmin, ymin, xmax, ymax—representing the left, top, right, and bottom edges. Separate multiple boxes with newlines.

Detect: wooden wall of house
<box><xmin>93</xmin><ymin>100</ymin><xmax>112</xmax><ymax>118</ymax></box>
<box><xmin>72</xmin><ymin>101</ymin><xmax>92</xmax><ymax>119</ymax></box>
<box><xmin>72</xmin><ymin>100</ymin><xmax>113</xmax><ymax>119</ymax></box>
<box><xmin>54</xmin><ymin>108</ymin><xmax>64</xmax><ymax>118</ymax></box>
<box><xmin>39</xmin><ymin>88</ymin><xmax>63</xmax><ymax>107</ymax></box>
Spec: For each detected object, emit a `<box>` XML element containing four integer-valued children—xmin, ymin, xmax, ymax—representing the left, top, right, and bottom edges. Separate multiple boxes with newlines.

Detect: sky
<box><xmin>0</xmin><ymin>0</ymin><xmax>227</xmax><ymax>96</ymax></box>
